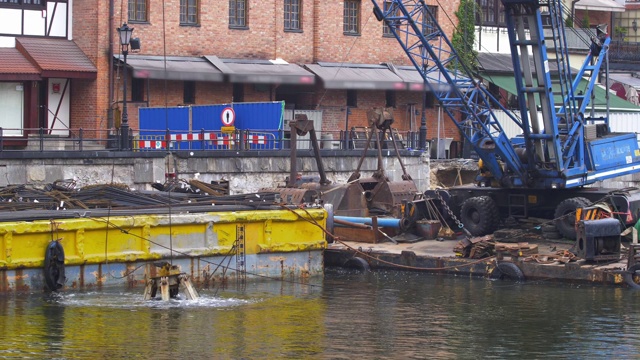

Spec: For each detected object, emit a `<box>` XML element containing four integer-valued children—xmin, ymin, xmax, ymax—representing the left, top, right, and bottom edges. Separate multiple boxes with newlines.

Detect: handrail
<box><xmin>0</xmin><ymin>126</ymin><xmax>422</xmax><ymax>153</ymax></box>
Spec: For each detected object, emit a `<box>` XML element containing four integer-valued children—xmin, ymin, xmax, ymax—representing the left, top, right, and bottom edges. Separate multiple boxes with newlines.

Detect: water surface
<box><xmin>1</xmin><ymin>270</ymin><xmax>639</xmax><ymax>359</ymax></box>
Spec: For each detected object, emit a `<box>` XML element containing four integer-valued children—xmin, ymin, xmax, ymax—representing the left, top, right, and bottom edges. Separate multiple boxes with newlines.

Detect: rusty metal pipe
<box><xmin>334</xmin><ymin>218</ymin><xmax>371</xmax><ymax>229</ymax></box>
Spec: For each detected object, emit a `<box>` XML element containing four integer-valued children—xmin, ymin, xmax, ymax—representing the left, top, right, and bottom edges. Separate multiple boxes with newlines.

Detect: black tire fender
<box><xmin>344</xmin><ymin>257</ymin><xmax>370</xmax><ymax>272</ymax></box>
<box><xmin>44</xmin><ymin>241</ymin><xmax>66</xmax><ymax>292</ymax></box>
<box><xmin>554</xmin><ymin>197</ymin><xmax>591</xmax><ymax>240</ymax></box>
<box><xmin>494</xmin><ymin>262</ymin><xmax>525</xmax><ymax>282</ymax></box>
<box><xmin>624</xmin><ymin>263</ymin><xmax>640</xmax><ymax>289</ymax></box>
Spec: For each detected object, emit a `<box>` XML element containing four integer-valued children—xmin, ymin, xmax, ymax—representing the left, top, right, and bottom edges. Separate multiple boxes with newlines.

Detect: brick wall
<box><xmin>71</xmin><ymin>0</ymin><xmax>104</xmax><ymax>135</ymax></box>
<box><xmin>574</xmin><ymin>10</ymin><xmax>611</xmax><ymax>30</ymax></box>
<box><xmin>74</xmin><ymin>0</ymin><xmax>462</xmax><ymax>141</ymax></box>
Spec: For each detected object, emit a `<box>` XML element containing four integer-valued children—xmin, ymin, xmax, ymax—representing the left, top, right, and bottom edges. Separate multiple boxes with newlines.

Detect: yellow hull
<box><xmin>0</xmin><ymin>207</ymin><xmax>327</xmax><ymax>292</ymax></box>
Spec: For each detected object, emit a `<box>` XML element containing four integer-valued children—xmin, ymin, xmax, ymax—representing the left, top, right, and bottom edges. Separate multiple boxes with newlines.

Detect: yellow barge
<box><xmin>0</xmin><ymin>205</ymin><xmax>328</xmax><ymax>292</ymax></box>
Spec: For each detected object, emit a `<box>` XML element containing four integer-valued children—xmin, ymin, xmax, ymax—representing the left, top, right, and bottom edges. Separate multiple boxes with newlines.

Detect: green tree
<box><xmin>451</xmin><ymin>0</ymin><xmax>478</xmax><ymax>71</ymax></box>
<box><xmin>582</xmin><ymin>10</ymin><xmax>591</xmax><ymax>28</ymax></box>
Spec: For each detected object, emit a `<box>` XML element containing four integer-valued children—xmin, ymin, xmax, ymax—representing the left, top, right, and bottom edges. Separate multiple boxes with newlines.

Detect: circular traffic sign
<box><xmin>221</xmin><ymin>107</ymin><xmax>236</xmax><ymax>126</ymax></box>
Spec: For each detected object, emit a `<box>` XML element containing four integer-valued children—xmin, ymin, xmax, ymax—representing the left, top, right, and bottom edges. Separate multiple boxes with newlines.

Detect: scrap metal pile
<box><xmin>0</xmin><ymin>179</ymin><xmax>287</xmax><ymax>221</ymax></box>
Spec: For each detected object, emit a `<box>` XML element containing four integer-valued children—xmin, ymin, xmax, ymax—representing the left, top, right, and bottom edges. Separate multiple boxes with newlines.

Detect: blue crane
<box><xmin>372</xmin><ymin>0</ymin><xmax>640</xmax><ymax>237</ymax></box>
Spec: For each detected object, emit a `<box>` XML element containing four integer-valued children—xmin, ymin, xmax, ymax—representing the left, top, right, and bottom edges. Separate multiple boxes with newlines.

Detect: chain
<box><xmin>434</xmin><ymin>189</ymin><xmax>472</xmax><ymax>237</ymax></box>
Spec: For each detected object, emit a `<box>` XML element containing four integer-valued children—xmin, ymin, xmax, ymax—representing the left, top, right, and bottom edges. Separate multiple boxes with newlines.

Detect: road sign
<box><xmin>221</xmin><ymin>107</ymin><xmax>236</xmax><ymax>126</ymax></box>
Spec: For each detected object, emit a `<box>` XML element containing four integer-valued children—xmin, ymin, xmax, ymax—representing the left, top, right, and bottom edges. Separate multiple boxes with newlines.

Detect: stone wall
<box><xmin>0</xmin><ymin>151</ymin><xmax>430</xmax><ymax>194</ymax></box>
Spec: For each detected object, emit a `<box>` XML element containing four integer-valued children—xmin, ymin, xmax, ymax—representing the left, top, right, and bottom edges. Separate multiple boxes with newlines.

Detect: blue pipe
<box><xmin>334</xmin><ymin>216</ymin><xmax>403</xmax><ymax>228</ymax></box>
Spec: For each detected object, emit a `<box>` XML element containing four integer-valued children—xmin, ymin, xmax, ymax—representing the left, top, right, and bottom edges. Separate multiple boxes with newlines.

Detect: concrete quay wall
<box><xmin>0</xmin><ymin>151</ymin><xmax>431</xmax><ymax>194</ymax></box>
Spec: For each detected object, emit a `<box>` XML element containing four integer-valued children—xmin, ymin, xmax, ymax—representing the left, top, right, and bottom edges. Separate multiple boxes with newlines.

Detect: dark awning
<box><xmin>117</xmin><ymin>55</ymin><xmax>224</xmax><ymax>82</ymax></box>
<box><xmin>304</xmin><ymin>62</ymin><xmax>406</xmax><ymax>90</ymax></box>
<box><xmin>0</xmin><ymin>48</ymin><xmax>41</xmax><ymax>81</ymax></box>
<box><xmin>16</xmin><ymin>38</ymin><xmax>97</xmax><ymax>79</ymax></box>
<box><xmin>205</xmin><ymin>56</ymin><xmax>315</xmax><ymax>85</ymax></box>
<box><xmin>384</xmin><ymin>63</ymin><xmax>457</xmax><ymax>91</ymax></box>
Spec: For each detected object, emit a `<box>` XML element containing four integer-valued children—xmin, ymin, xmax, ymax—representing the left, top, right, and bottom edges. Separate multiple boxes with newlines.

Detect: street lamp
<box><xmin>419</xmin><ymin>85</ymin><xmax>428</xmax><ymax>150</ymax></box>
<box><xmin>117</xmin><ymin>23</ymin><xmax>134</xmax><ymax>150</ymax></box>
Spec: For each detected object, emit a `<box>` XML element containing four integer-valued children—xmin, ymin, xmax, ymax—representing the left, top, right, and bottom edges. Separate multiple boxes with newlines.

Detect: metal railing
<box><xmin>0</xmin><ymin>127</ymin><xmax>427</xmax><ymax>153</ymax></box>
<box><xmin>609</xmin><ymin>41</ymin><xmax>640</xmax><ymax>63</ymax></box>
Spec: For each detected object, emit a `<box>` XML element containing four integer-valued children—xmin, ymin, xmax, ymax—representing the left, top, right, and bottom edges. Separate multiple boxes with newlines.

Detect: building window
<box><xmin>284</xmin><ymin>0</ymin><xmax>301</xmax><ymax>31</ymax></box>
<box><xmin>128</xmin><ymin>0</ymin><xmax>148</xmax><ymax>22</ymax></box>
<box><xmin>385</xmin><ymin>91</ymin><xmax>396</xmax><ymax>108</ymax></box>
<box><xmin>184</xmin><ymin>81</ymin><xmax>195</xmax><ymax>104</ymax></box>
<box><xmin>180</xmin><ymin>0</ymin><xmax>198</xmax><ymax>25</ymax></box>
<box><xmin>0</xmin><ymin>0</ymin><xmax>44</xmax><ymax>6</ymax></box>
<box><xmin>233</xmin><ymin>83</ymin><xmax>245</xmax><ymax>102</ymax></box>
<box><xmin>132</xmin><ymin>78</ymin><xmax>145</xmax><ymax>102</ymax></box>
<box><xmin>343</xmin><ymin>0</ymin><xmax>360</xmax><ymax>35</ymax></box>
<box><xmin>424</xmin><ymin>5</ymin><xmax>438</xmax><ymax>34</ymax></box>
<box><xmin>476</xmin><ymin>0</ymin><xmax>505</xmax><ymax>26</ymax></box>
<box><xmin>229</xmin><ymin>0</ymin><xmax>247</xmax><ymax>28</ymax></box>
<box><xmin>347</xmin><ymin>90</ymin><xmax>357</xmax><ymax>107</ymax></box>
<box><xmin>0</xmin><ymin>82</ymin><xmax>24</xmax><ymax>135</ymax></box>
<box><xmin>382</xmin><ymin>1</ymin><xmax>394</xmax><ymax>37</ymax></box>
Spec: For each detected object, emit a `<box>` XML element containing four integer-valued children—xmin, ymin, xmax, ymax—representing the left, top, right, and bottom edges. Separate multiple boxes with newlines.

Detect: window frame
<box><xmin>131</xmin><ymin>78</ymin><xmax>145</xmax><ymax>102</ymax></box>
<box><xmin>180</xmin><ymin>0</ymin><xmax>199</xmax><ymax>26</ymax></box>
<box><xmin>183</xmin><ymin>81</ymin><xmax>196</xmax><ymax>104</ymax></box>
<box><xmin>382</xmin><ymin>1</ymin><xmax>394</xmax><ymax>37</ymax></box>
<box><xmin>423</xmin><ymin>5</ymin><xmax>438</xmax><ymax>36</ymax></box>
<box><xmin>233</xmin><ymin>83</ymin><xmax>245</xmax><ymax>102</ymax></box>
<box><xmin>385</xmin><ymin>90</ymin><xmax>396</xmax><ymax>108</ymax></box>
<box><xmin>128</xmin><ymin>0</ymin><xmax>149</xmax><ymax>23</ymax></box>
<box><xmin>0</xmin><ymin>0</ymin><xmax>46</xmax><ymax>9</ymax></box>
<box><xmin>343</xmin><ymin>0</ymin><xmax>360</xmax><ymax>35</ymax></box>
<box><xmin>229</xmin><ymin>0</ymin><xmax>248</xmax><ymax>29</ymax></box>
<box><xmin>346</xmin><ymin>90</ymin><xmax>357</xmax><ymax>107</ymax></box>
<box><xmin>284</xmin><ymin>0</ymin><xmax>301</xmax><ymax>32</ymax></box>
<box><xmin>475</xmin><ymin>0</ymin><xmax>506</xmax><ymax>27</ymax></box>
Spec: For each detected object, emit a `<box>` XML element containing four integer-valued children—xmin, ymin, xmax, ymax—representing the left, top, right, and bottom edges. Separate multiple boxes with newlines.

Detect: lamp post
<box><xmin>419</xmin><ymin>85</ymin><xmax>427</xmax><ymax>150</ymax></box>
<box><xmin>117</xmin><ymin>23</ymin><xmax>134</xmax><ymax>150</ymax></box>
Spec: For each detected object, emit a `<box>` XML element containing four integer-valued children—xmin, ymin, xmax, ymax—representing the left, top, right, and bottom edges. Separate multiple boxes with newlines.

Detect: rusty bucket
<box><xmin>415</xmin><ymin>220</ymin><xmax>442</xmax><ymax>239</ymax></box>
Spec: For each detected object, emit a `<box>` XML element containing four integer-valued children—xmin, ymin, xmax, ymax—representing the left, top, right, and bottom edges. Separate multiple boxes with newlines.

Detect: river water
<box><xmin>1</xmin><ymin>269</ymin><xmax>640</xmax><ymax>359</ymax></box>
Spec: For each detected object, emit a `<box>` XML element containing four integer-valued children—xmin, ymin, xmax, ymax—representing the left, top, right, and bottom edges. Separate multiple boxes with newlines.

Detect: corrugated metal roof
<box><xmin>203</xmin><ymin>56</ymin><xmax>315</xmax><ymax>85</ymax></box>
<box><xmin>0</xmin><ymin>48</ymin><xmax>40</xmax><ymax>80</ymax></box>
<box><xmin>16</xmin><ymin>38</ymin><xmax>97</xmax><ymax>78</ymax></box>
<box><xmin>304</xmin><ymin>63</ymin><xmax>405</xmax><ymax>90</ymax></box>
<box><xmin>116</xmin><ymin>55</ymin><xmax>224</xmax><ymax>82</ymax></box>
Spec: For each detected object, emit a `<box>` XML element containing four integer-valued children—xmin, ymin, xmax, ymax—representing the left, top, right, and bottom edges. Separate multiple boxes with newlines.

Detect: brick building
<box><xmin>0</xmin><ymin>0</ymin><xmax>463</xmax><ymax>149</ymax></box>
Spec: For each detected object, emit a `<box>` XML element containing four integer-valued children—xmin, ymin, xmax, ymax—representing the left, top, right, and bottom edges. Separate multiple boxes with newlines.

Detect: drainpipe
<box><xmin>107</xmin><ymin>0</ymin><xmax>115</xmax><ymax>130</ymax></box>
<box><xmin>274</xmin><ymin>0</ymin><xmax>277</xmax><ymax>59</ymax></box>
<box><xmin>313</xmin><ymin>0</ymin><xmax>318</xmax><ymax>63</ymax></box>
<box><xmin>571</xmin><ymin>0</ymin><xmax>580</xmax><ymax>28</ymax></box>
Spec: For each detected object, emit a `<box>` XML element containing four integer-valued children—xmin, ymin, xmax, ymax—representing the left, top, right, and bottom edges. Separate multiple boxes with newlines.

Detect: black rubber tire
<box><xmin>44</xmin><ymin>241</ymin><xmax>66</xmax><ymax>292</ymax></box>
<box><xmin>344</xmin><ymin>257</ymin><xmax>371</xmax><ymax>272</ymax></box>
<box><xmin>460</xmin><ymin>196</ymin><xmax>500</xmax><ymax>236</ymax></box>
<box><xmin>624</xmin><ymin>264</ymin><xmax>640</xmax><ymax>289</ymax></box>
<box><xmin>554</xmin><ymin>197</ymin><xmax>591</xmax><ymax>240</ymax></box>
<box><xmin>494</xmin><ymin>262</ymin><xmax>525</xmax><ymax>282</ymax></box>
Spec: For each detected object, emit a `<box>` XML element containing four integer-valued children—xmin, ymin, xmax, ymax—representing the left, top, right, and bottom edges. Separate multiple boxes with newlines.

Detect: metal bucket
<box><xmin>415</xmin><ymin>220</ymin><xmax>442</xmax><ymax>239</ymax></box>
